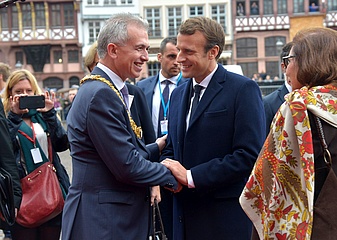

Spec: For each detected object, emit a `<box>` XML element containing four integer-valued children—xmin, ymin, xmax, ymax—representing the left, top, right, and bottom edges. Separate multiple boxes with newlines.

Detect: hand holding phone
<box><xmin>19</xmin><ymin>95</ymin><xmax>46</xmax><ymax>110</ymax></box>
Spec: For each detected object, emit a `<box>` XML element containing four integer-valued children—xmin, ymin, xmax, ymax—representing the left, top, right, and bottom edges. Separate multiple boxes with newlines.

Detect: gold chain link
<box><xmin>80</xmin><ymin>75</ymin><xmax>143</xmax><ymax>139</ymax></box>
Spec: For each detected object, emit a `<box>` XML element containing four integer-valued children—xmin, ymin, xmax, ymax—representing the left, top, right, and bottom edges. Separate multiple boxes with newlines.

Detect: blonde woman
<box><xmin>2</xmin><ymin>69</ymin><xmax>70</xmax><ymax>240</ymax></box>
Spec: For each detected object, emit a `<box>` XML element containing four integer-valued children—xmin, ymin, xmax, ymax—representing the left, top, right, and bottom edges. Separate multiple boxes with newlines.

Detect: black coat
<box><xmin>0</xmin><ymin>102</ymin><xmax>22</xmax><ymax>209</ymax></box>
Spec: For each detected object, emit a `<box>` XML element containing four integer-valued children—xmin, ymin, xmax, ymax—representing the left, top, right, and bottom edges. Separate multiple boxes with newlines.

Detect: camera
<box><xmin>19</xmin><ymin>95</ymin><xmax>45</xmax><ymax>109</ymax></box>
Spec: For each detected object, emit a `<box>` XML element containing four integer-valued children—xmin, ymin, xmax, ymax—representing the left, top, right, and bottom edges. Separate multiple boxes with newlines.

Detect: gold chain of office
<box><xmin>80</xmin><ymin>75</ymin><xmax>143</xmax><ymax>139</ymax></box>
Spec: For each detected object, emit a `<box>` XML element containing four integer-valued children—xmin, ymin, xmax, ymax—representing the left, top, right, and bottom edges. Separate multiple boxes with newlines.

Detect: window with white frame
<box><xmin>328</xmin><ymin>0</ymin><xmax>337</xmax><ymax>11</ymax></box>
<box><xmin>189</xmin><ymin>6</ymin><xmax>204</xmax><ymax>17</ymax></box>
<box><xmin>87</xmin><ymin>0</ymin><xmax>99</xmax><ymax>5</ymax></box>
<box><xmin>277</xmin><ymin>0</ymin><xmax>287</xmax><ymax>14</ymax></box>
<box><xmin>293</xmin><ymin>0</ymin><xmax>304</xmax><ymax>13</ymax></box>
<box><xmin>121</xmin><ymin>0</ymin><xmax>132</xmax><ymax>4</ymax></box>
<box><xmin>88</xmin><ymin>21</ymin><xmax>100</xmax><ymax>44</ymax></box>
<box><xmin>211</xmin><ymin>4</ymin><xmax>226</xmax><ymax>34</ymax></box>
<box><xmin>263</xmin><ymin>0</ymin><xmax>273</xmax><ymax>15</ymax></box>
<box><xmin>103</xmin><ymin>0</ymin><xmax>116</xmax><ymax>5</ymax></box>
<box><xmin>147</xmin><ymin>62</ymin><xmax>161</xmax><ymax>76</ymax></box>
<box><xmin>167</xmin><ymin>7</ymin><xmax>182</xmax><ymax>37</ymax></box>
<box><xmin>145</xmin><ymin>8</ymin><xmax>161</xmax><ymax>38</ymax></box>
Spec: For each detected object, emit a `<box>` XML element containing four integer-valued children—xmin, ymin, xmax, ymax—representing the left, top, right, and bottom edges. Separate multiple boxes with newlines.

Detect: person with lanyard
<box><xmin>156</xmin><ymin>71</ymin><xmax>183</xmax><ymax>136</ymax></box>
<box><xmin>137</xmin><ymin>37</ymin><xmax>189</xmax><ymax>239</ymax></box>
<box><xmin>2</xmin><ymin>69</ymin><xmax>70</xmax><ymax>240</ymax></box>
<box><xmin>137</xmin><ymin>37</ymin><xmax>189</xmax><ymax>138</ymax></box>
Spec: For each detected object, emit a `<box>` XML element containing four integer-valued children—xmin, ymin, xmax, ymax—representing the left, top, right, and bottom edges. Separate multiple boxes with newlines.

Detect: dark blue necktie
<box><xmin>190</xmin><ymin>84</ymin><xmax>203</xmax><ymax>123</ymax></box>
<box><xmin>158</xmin><ymin>80</ymin><xmax>170</xmax><ymax>137</ymax></box>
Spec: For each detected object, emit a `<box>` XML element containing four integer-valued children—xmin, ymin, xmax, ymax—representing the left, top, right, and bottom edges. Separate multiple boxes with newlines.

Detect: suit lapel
<box><xmin>144</xmin><ymin>76</ymin><xmax>158</xmax><ymax>112</ymax></box>
<box><xmin>188</xmin><ymin>66</ymin><xmax>225</xmax><ymax>127</ymax></box>
<box><xmin>277</xmin><ymin>84</ymin><xmax>289</xmax><ymax>103</ymax></box>
<box><xmin>90</xmin><ymin>67</ymin><xmax>150</xmax><ymax>156</ymax></box>
<box><xmin>175</xmin><ymin>80</ymin><xmax>192</xmax><ymax>158</ymax></box>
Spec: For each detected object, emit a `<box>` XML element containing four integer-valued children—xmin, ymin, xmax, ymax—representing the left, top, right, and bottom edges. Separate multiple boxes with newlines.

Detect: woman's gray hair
<box><xmin>97</xmin><ymin>13</ymin><xmax>149</xmax><ymax>59</ymax></box>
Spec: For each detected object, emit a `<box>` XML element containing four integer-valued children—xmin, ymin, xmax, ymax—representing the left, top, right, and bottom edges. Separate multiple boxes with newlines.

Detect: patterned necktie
<box><xmin>190</xmin><ymin>84</ymin><xmax>203</xmax><ymax>122</ymax></box>
<box><xmin>120</xmin><ymin>85</ymin><xmax>129</xmax><ymax>109</ymax></box>
<box><xmin>158</xmin><ymin>80</ymin><xmax>170</xmax><ymax>137</ymax></box>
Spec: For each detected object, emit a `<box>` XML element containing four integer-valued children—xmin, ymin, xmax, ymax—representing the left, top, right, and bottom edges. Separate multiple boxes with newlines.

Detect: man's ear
<box><xmin>157</xmin><ymin>53</ymin><xmax>162</xmax><ymax>62</ymax></box>
<box><xmin>107</xmin><ymin>43</ymin><xmax>118</xmax><ymax>58</ymax></box>
<box><xmin>209</xmin><ymin>45</ymin><xmax>220</xmax><ymax>60</ymax></box>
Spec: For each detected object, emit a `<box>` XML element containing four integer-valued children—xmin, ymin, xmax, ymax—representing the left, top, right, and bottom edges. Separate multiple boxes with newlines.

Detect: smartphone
<box><xmin>19</xmin><ymin>95</ymin><xmax>45</xmax><ymax>109</ymax></box>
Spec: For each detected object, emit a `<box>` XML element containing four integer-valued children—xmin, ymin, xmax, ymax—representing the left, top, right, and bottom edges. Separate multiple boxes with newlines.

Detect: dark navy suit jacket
<box><xmin>127</xmin><ymin>83</ymin><xmax>156</xmax><ymax>144</ymax></box>
<box><xmin>161</xmin><ymin>64</ymin><xmax>266</xmax><ymax>240</ymax></box>
<box><xmin>263</xmin><ymin>83</ymin><xmax>289</xmax><ymax>137</ymax></box>
<box><xmin>62</xmin><ymin>67</ymin><xmax>178</xmax><ymax>240</ymax></box>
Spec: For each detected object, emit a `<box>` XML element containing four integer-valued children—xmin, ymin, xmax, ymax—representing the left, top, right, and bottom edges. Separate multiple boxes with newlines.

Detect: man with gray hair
<box><xmin>61</xmin><ymin>13</ymin><xmax>180</xmax><ymax>240</ymax></box>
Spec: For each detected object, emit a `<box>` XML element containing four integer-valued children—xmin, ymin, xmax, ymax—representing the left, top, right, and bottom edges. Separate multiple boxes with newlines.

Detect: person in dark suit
<box><xmin>137</xmin><ymin>37</ymin><xmax>189</xmax><ymax>239</ymax></box>
<box><xmin>61</xmin><ymin>13</ymin><xmax>180</xmax><ymax>240</ymax></box>
<box><xmin>263</xmin><ymin>42</ymin><xmax>293</xmax><ymax>136</ymax></box>
<box><xmin>137</xmin><ymin>37</ymin><xmax>188</xmax><ymax>138</ymax></box>
<box><xmin>161</xmin><ymin>17</ymin><xmax>265</xmax><ymax>240</ymax></box>
<box><xmin>83</xmin><ymin>41</ymin><xmax>156</xmax><ymax>144</ymax></box>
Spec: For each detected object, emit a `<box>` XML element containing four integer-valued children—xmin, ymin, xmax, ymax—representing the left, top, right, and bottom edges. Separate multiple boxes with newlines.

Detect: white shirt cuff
<box><xmin>187</xmin><ymin>170</ymin><xmax>195</xmax><ymax>188</ymax></box>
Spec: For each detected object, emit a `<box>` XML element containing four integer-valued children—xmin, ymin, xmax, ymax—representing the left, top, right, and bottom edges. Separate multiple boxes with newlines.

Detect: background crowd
<box><xmin>0</xmin><ymin>12</ymin><xmax>337</xmax><ymax>240</ymax></box>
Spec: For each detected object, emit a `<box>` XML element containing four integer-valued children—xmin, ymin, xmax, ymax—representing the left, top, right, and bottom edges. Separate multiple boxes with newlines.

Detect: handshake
<box><xmin>161</xmin><ymin>158</ymin><xmax>187</xmax><ymax>193</ymax></box>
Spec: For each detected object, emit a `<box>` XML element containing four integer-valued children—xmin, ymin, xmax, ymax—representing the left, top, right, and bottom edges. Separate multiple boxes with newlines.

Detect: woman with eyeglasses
<box><xmin>240</xmin><ymin>27</ymin><xmax>337</xmax><ymax>239</ymax></box>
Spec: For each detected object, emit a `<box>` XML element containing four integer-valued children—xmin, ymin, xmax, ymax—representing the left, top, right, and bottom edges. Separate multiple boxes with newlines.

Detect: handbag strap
<box><xmin>314</xmin><ymin>116</ymin><xmax>332</xmax><ymax>167</ymax></box>
<box><xmin>151</xmin><ymin>199</ymin><xmax>167</xmax><ymax>240</ymax></box>
<box><xmin>47</xmin><ymin>134</ymin><xmax>53</xmax><ymax>164</ymax></box>
<box><xmin>155</xmin><ymin>199</ymin><xmax>166</xmax><ymax>235</ymax></box>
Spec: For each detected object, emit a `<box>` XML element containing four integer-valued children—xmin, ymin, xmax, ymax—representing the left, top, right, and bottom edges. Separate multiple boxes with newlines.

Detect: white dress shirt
<box><xmin>152</xmin><ymin>71</ymin><xmax>181</xmax><ymax>137</ymax></box>
<box><xmin>186</xmin><ymin>64</ymin><xmax>218</xmax><ymax>188</ymax></box>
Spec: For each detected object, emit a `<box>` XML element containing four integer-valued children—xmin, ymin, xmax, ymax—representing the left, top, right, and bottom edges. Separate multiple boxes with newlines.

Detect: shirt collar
<box><xmin>192</xmin><ymin>64</ymin><xmax>218</xmax><ymax>89</ymax></box>
<box><xmin>159</xmin><ymin>71</ymin><xmax>180</xmax><ymax>85</ymax></box>
<box><xmin>97</xmin><ymin>62</ymin><xmax>125</xmax><ymax>91</ymax></box>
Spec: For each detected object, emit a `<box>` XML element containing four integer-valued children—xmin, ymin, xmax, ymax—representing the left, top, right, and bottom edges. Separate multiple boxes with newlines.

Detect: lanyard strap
<box><xmin>158</xmin><ymin>72</ymin><xmax>182</xmax><ymax>119</ymax></box>
<box><xmin>18</xmin><ymin>122</ymin><xmax>36</xmax><ymax>147</ymax></box>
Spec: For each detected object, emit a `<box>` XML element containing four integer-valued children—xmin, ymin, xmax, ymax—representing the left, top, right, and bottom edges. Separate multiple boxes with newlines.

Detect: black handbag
<box><xmin>0</xmin><ymin>167</ymin><xmax>16</xmax><ymax>226</ymax></box>
<box><xmin>150</xmin><ymin>199</ymin><xmax>167</xmax><ymax>240</ymax></box>
<box><xmin>311</xmin><ymin>116</ymin><xmax>337</xmax><ymax>239</ymax></box>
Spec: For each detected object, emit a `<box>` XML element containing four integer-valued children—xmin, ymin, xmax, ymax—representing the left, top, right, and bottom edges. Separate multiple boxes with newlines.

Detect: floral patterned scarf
<box><xmin>240</xmin><ymin>85</ymin><xmax>337</xmax><ymax>240</ymax></box>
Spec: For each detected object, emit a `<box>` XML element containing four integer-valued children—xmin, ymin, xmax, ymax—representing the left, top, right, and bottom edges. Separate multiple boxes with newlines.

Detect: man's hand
<box><xmin>151</xmin><ymin>186</ymin><xmax>161</xmax><ymax>206</ymax></box>
<box><xmin>161</xmin><ymin>159</ymin><xmax>188</xmax><ymax>186</ymax></box>
<box><xmin>155</xmin><ymin>134</ymin><xmax>167</xmax><ymax>152</ymax></box>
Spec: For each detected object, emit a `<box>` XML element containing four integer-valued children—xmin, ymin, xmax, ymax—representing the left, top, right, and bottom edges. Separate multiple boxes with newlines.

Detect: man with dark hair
<box><xmin>161</xmin><ymin>16</ymin><xmax>265</xmax><ymax>239</ymax></box>
<box><xmin>137</xmin><ymin>36</ymin><xmax>189</xmax><ymax>239</ymax></box>
<box><xmin>263</xmin><ymin>42</ymin><xmax>293</xmax><ymax>136</ymax></box>
<box><xmin>137</xmin><ymin>37</ymin><xmax>188</xmax><ymax>138</ymax></box>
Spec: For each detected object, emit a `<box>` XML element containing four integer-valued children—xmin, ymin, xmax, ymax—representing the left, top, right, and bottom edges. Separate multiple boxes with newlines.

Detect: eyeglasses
<box><xmin>282</xmin><ymin>55</ymin><xmax>296</xmax><ymax>68</ymax></box>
